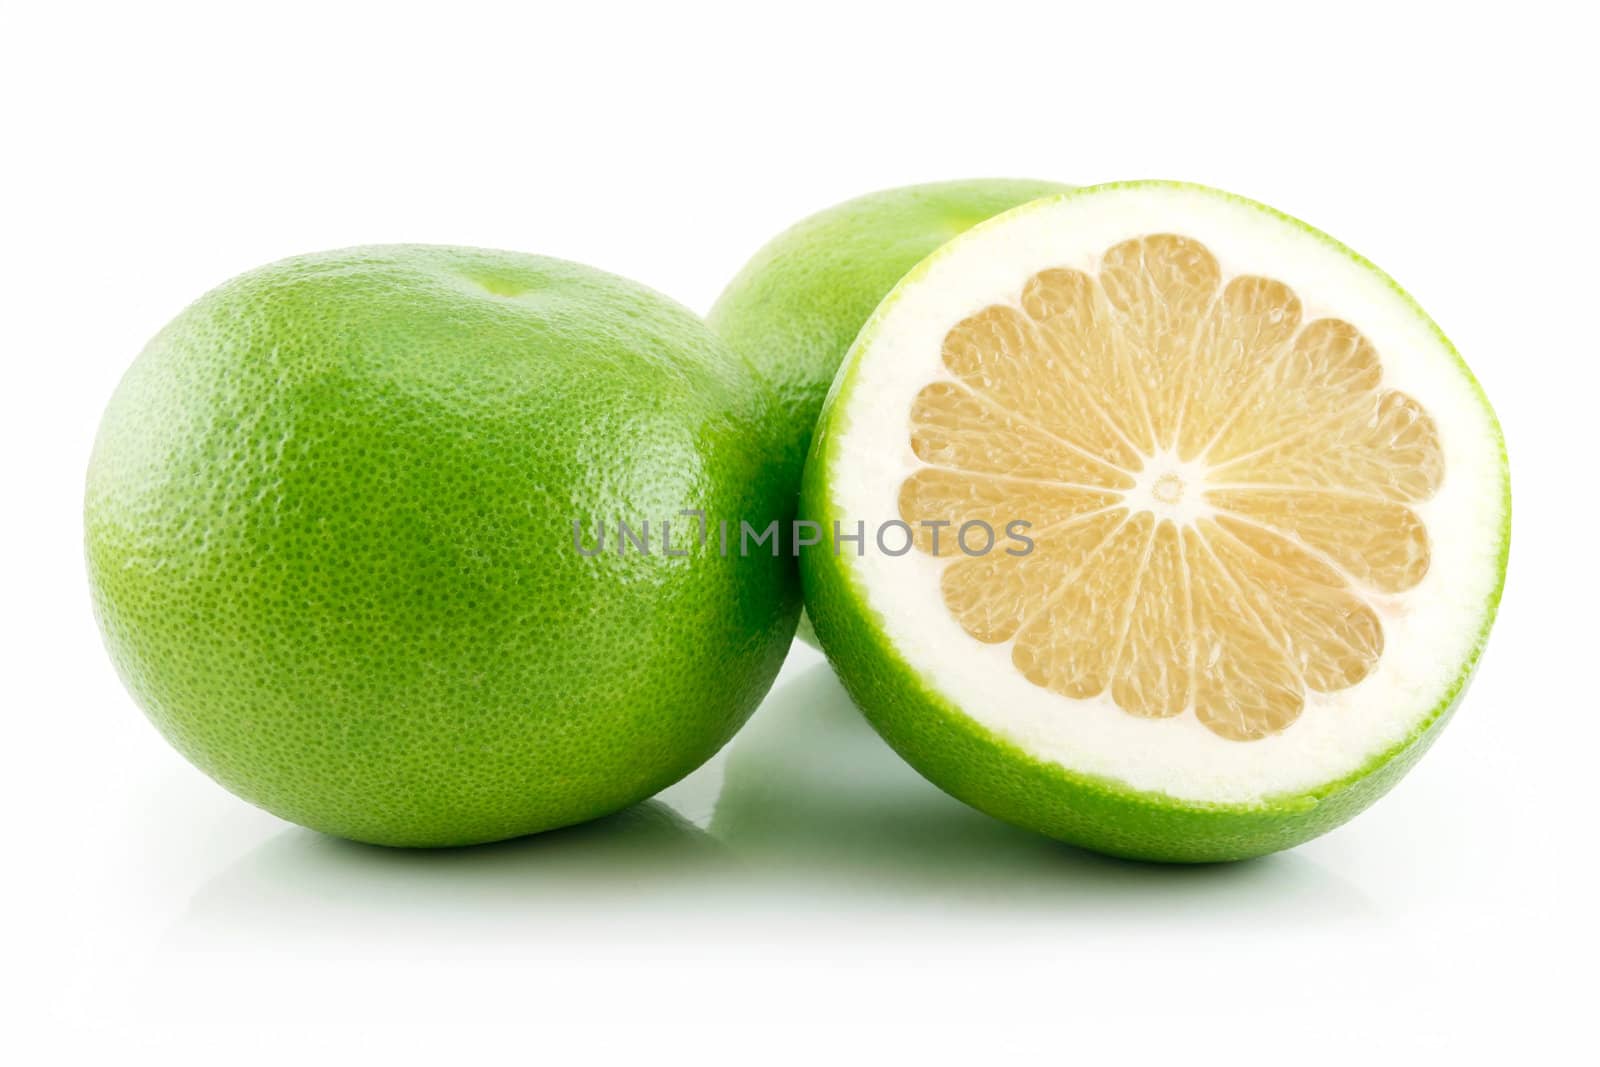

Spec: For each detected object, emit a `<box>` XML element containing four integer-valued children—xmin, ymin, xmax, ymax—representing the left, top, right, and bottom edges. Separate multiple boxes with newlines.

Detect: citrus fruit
<box><xmin>801</xmin><ymin>182</ymin><xmax>1510</xmax><ymax>862</ymax></box>
<box><xmin>87</xmin><ymin>245</ymin><xmax>798</xmax><ymax>847</ymax></box>
<box><xmin>710</xmin><ymin>178</ymin><xmax>1070</xmax><ymax>642</ymax></box>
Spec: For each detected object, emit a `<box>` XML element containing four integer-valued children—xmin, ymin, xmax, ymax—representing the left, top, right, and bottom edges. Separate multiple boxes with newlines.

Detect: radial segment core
<box><xmin>898</xmin><ymin>234</ymin><xmax>1444</xmax><ymax>741</ymax></box>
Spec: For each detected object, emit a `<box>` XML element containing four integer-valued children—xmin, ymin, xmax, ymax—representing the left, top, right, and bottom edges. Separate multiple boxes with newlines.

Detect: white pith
<box><xmin>1123</xmin><ymin>451</ymin><xmax>1215</xmax><ymax>526</ymax></box>
<box><xmin>825</xmin><ymin>185</ymin><xmax>1506</xmax><ymax>805</ymax></box>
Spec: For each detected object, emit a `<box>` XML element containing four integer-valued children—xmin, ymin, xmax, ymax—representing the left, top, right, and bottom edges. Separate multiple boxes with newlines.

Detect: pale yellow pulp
<box><xmin>899</xmin><ymin>235</ymin><xmax>1443</xmax><ymax>741</ymax></box>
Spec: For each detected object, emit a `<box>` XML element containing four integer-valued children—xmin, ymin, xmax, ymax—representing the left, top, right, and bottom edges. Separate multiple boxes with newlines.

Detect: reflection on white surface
<box><xmin>709</xmin><ymin>663</ymin><xmax>1375</xmax><ymax>916</ymax></box>
<box><xmin>171</xmin><ymin>653</ymin><xmax>1374</xmax><ymax>955</ymax></box>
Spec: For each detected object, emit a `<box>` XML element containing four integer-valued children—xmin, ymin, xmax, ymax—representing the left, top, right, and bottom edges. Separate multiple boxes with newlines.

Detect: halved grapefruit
<box><xmin>801</xmin><ymin>182</ymin><xmax>1509</xmax><ymax>862</ymax></box>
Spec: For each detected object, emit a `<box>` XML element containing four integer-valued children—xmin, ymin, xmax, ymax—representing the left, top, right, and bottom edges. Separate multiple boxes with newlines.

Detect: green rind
<box><xmin>801</xmin><ymin>181</ymin><xmax>1511</xmax><ymax>863</ymax></box>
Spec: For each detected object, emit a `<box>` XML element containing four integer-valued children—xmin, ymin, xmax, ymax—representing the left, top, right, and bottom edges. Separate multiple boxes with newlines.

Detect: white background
<box><xmin>3</xmin><ymin>2</ymin><xmax>1594</xmax><ymax>1061</ymax></box>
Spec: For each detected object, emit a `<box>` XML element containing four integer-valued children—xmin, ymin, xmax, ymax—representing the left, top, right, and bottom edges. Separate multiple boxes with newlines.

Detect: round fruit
<box><xmin>801</xmin><ymin>182</ymin><xmax>1510</xmax><ymax>863</ymax></box>
<box><xmin>87</xmin><ymin>245</ymin><xmax>798</xmax><ymax>847</ymax></box>
<box><xmin>710</xmin><ymin>178</ymin><xmax>1070</xmax><ymax>642</ymax></box>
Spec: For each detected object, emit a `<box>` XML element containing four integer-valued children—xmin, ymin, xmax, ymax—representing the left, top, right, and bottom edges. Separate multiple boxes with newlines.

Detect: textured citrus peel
<box><xmin>899</xmin><ymin>234</ymin><xmax>1445</xmax><ymax>741</ymax></box>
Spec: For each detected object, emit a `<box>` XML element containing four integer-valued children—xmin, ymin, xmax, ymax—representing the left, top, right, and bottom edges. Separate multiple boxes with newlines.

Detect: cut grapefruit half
<box><xmin>800</xmin><ymin>182</ymin><xmax>1509</xmax><ymax>862</ymax></box>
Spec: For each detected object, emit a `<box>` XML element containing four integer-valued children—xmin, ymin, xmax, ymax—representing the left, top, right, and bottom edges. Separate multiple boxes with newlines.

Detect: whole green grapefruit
<box><xmin>87</xmin><ymin>245</ymin><xmax>798</xmax><ymax>847</ymax></box>
<box><xmin>709</xmin><ymin>178</ymin><xmax>1070</xmax><ymax>641</ymax></box>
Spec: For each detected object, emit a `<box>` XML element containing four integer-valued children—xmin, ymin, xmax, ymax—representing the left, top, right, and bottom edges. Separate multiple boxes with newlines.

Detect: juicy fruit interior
<box><xmin>899</xmin><ymin>234</ymin><xmax>1442</xmax><ymax>742</ymax></box>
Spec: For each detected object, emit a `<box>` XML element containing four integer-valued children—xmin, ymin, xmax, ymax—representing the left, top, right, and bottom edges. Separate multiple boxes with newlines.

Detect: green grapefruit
<box><xmin>801</xmin><ymin>182</ymin><xmax>1510</xmax><ymax>862</ymax></box>
<box><xmin>709</xmin><ymin>178</ymin><xmax>1071</xmax><ymax>642</ymax></box>
<box><xmin>87</xmin><ymin>245</ymin><xmax>798</xmax><ymax>847</ymax></box>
